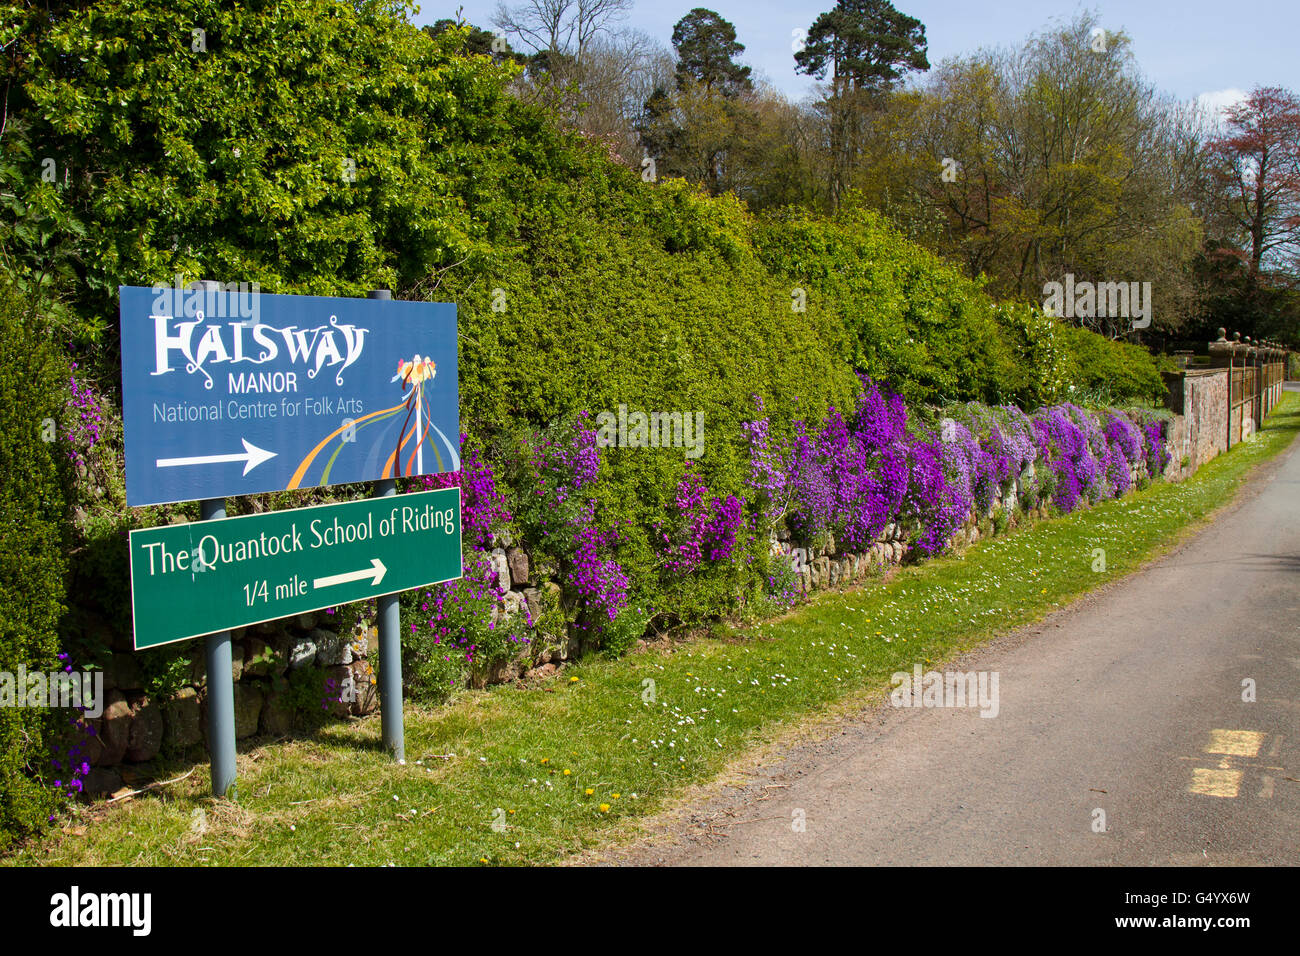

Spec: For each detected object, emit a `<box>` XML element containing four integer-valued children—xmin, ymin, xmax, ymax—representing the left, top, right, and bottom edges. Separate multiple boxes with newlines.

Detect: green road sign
<box><xmin>129</xmin><ymin>488</ymin><xmax>462</xmax><ymax>649</ymax></box>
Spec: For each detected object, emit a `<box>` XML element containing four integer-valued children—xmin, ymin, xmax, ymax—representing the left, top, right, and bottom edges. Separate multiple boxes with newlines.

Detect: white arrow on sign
<box><xmin>156</xmin><ymin>438</ymin><xmax>278</xmax><ymax>476</ymax></box>
<box><xmin>313</xmin><ymin>558</ymin><xmax>388</xmax><ymax>591</ymax></box>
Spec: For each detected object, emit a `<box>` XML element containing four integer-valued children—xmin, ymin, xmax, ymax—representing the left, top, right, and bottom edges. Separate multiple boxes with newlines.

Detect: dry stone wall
<box><xmin>78</xmin><ymin>413</ymin><xmax>1193</xmax><ymax>791</ymax></box>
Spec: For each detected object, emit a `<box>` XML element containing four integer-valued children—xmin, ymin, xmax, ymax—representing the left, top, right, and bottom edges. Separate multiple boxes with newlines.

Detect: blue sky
<box><xmin>414</xmin><ymin>0</ymin><xmax>1298</xmax><ymax>112</ymax></box>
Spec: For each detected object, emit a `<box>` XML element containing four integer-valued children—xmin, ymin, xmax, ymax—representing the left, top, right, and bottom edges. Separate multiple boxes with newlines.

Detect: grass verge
<box><xmin>11</xmin><ymin>393</ymin><xmax>1300</xmax><ymax>866</ymax></box>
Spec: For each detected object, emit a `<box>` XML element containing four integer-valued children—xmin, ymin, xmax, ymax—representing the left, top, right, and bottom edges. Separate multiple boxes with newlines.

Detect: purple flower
<box><xmin>418</xmin><ymin>436</ymin><xmax>511</xmax><ymax>551</ymax></box>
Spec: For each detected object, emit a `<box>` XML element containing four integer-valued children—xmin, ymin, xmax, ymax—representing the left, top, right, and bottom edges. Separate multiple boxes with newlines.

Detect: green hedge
<box><xmin>0</xmin><ymin>279</ymin><xmax>68</xmax><ymax>850</ymax></box>
<box><xmin>1057</xmin><ymin>326</ymin><xmax>1168</xmax><ymax>405</ymax></box>
<box><xmin>436</xmin><ymin>173</ymin><xmax>860</xmax><ymax>628</ymax></box>
<box><xmin>9</xmin><ymin>0</ymin><xmax>1162</xmax><ymax>416</ymax></box>
<box><xmin>752</xmin><ymin>207</ymin><xmax>1025</xmax><ymax>408</ymax></box>
<box><xmin>748</xmin><ymin>207</ymin><xmax>1160</xmax><ymax>410</ymax></box>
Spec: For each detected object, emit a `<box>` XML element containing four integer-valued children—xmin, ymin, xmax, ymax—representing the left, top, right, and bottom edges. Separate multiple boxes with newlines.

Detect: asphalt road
<box><xmin>629</xmin><ymin>400</ymin><xmax>1300</xmax><ymax>866</ymax></box>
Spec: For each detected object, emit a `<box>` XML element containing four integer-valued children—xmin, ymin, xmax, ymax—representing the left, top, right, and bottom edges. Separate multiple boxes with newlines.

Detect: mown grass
<box><xmin>11</xmin><ymin>393</ymin><xmax>1300</xmax><ymax>867</ymax></box>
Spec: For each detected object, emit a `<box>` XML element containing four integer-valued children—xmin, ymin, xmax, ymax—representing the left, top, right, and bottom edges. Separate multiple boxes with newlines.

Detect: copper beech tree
<box><xmin>1206</xmin><ymin>87</ymin><xmax>1300</xmax><ymax>290</ymax></box>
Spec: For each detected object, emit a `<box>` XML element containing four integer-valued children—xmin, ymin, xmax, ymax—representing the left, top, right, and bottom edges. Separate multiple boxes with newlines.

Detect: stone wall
<box><xmin>768</xmin><ymin>453</ymin><xmax>1156</xmax><ymax>596</ymax></box>
<box><xmin>1207</xmin><ymin>331</ymin><xmax>1288</xmax><ymax>448</ymax></box>
<box><xmin>1163</xmin><ymin>368</ymin><xmax>1229</xmax><ymax>480</ymax></box>
<box><xmin>82</xmin><ymin>612</ymin><xmax>380</xmax><ymax>793</ymax></box>
<box><xmin>479</xmin><ymin>539</ymin><xmax>587</xmax><ymax>683</ymax></box>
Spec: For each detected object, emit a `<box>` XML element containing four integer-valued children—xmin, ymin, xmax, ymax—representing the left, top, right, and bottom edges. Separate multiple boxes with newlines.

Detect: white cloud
<box><xmin>1197</xmin><ymin>88</ymin><xmax>1248</xmax><ymax>118</ymax></box>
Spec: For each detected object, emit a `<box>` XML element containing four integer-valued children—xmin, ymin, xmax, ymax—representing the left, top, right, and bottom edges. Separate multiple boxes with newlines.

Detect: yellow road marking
<box><xmin>1204</xmin><ymin>729</ymin><xmax>1264</xmax><ymax>757</ymax></box>
<box><xmin>1189</xmin><ymin>768</ymin><xmax>1242</xmax><ymax>798</ymax></box>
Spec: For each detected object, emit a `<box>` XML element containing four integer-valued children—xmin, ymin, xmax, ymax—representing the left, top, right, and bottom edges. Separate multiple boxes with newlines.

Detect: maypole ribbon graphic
<box><xmin>286</xmin><ymin>353</ymin><xmax>458</xmax><ymax>489</ymax></box>
<box><xmin>389</xmin><ymin>355</ymin><xmax>436</xmax><ymax>479</ymax></box>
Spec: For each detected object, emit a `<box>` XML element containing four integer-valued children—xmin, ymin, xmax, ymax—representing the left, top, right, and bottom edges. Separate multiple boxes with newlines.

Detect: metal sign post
<box><xmin>375</xmin><ymin>476</ymin><xmax>404</xmax><ymax>763</ymax></box>
<box><xmin>200</xmin><ymin>497</ymin><xmax>239</xmax><ymax>799</ymax></box>
<box><xmin>369</xmin><ymin>290</ymin><xmax>405</xmax><ymax>763</ymax></box>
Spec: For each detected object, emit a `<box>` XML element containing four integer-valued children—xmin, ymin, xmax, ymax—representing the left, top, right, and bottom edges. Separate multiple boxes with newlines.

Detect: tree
<box><xmin>794</xmin><ymin>0</ymin><xmax>928</xmax><ymax>208</ymax></box>
<box><xmin>639</xmin><ymin>80</ymin><xmax>739</xmax><ymax>194</ymax></box>
<box><xmin>794</xmin><ymin>0</ymin><xmax>928</xmax><ymax>95</ymax></box>
<box><xmin>492</xmin><ymin>0</ymin><xmax>670</xmax><ymax>166</ymax></box>
<box><xmin>671</xmin><ymin>8</ymin><xmax>750</xmax><ymax>97</ymax></box>
<box><xmin>870</xmin><ymin>14</ymin><xmax>1204</xmax><ymax>338</ymax></box>
<box><xmin>492</xmin><ymin>0</ymin><xmax>630</xmax><ymax>60</ymax></box>
<box><xmin>426</xmin><ymin>17</ymin><xmax>525</xmax><ymax>63</ymax></box>
<box><xmin>1206</xmin><ymin>87</ymin><xmax>1300</xmax><ymax>285</ymax></box>
<box><xmin>559</xmin><ymin>31</ymin><xmax>674</xmax><ymax>166</ymax></box>
<box><xmin>1188</xmin><ymin>87</ymin><xmax>1300</xmax><ymax>344</ymax></box>
<box><xmin>637</xmin><ymin>9</ymin><xmax>756</xmax><ymax>195</ymax></box>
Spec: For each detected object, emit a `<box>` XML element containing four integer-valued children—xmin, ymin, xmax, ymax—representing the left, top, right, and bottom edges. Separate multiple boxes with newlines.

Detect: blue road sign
<box><xmin>120</xmin><ymin>286</ymin><xmax>459</xmax><ymax>506</ymax></box>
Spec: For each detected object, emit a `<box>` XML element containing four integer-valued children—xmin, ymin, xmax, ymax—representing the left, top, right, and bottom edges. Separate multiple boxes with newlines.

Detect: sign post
<box><xmin>120</xmin><ymin>283</ymin><xmax>461</xmax><ymax>796</ymax></box>
<box><xmin>200</xmin><ymin>498</ymin><xmax>238</xmax><ymax>799</ymax></box>
<box><xmin>369</xmin><ymin>290</ymin><xmax>405</xmax><ymax>763</ymax></box>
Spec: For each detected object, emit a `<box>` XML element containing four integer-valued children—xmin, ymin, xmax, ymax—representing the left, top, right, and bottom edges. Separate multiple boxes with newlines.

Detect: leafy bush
<box><xmin>1057</xmin><ymin>326</ymin><xmax>1167</xmax><ymax>405</ymax></box>
<box><xmin>752</xmin><ymin>207</ymin><xmax>1023</xmax><ymax>408</ymax></box>
<box><xmin>0</xmin><ymin>279</ymin><xmax>69</xmax><ymax>850</ymax></box>
<box><xmin>600</xmin><ymin>605</ymin><xmax>653</xmax><ymax>658</ymax></box>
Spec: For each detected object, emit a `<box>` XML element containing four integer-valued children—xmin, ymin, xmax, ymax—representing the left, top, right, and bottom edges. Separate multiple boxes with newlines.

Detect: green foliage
<box><xmin>601</xmin><ymin>605</ymin><xmax>652</xmax><ymax>658</ymax></box>
<box><xmin>0</xmin><ymin>277</ymin><xmax>68</xmax><ymax>850</ymax></box>
<box><xmin>0</xmin><ymin>123</ymin><xmax>87</xmax><ymax>340</ymax></box>
<box><xmin>280</xmin><ymin>667</ymin><xmax>331</xmax><ymax>727</ymax></box>
<box><xmin>137</xmin><ymin>645</ymin><xmax>195</xmax><ymax>703</ymax></box>
<box><xmin>9</xmin><ymin>0</ymin><xmax>529</xmax><ymax>369</ymax></box>
<box><xmin>992</xmin><ymin>301</ymin><xmax>1068</xmax><ymax>406</ymax></box>
<box><xmin>1057</xmin><ymin>326</ymin><xmax>1167</xmax><ymax>405</ymax></box>
<box><xmin>399</xmin><ymin>555</ymin><xmax>527</xmax><ymax>702</ymax></box>
<box><xmin>753</xmin><ymin>206</ymin><xmax>1023</xmax><ymax>407</ymax></box>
